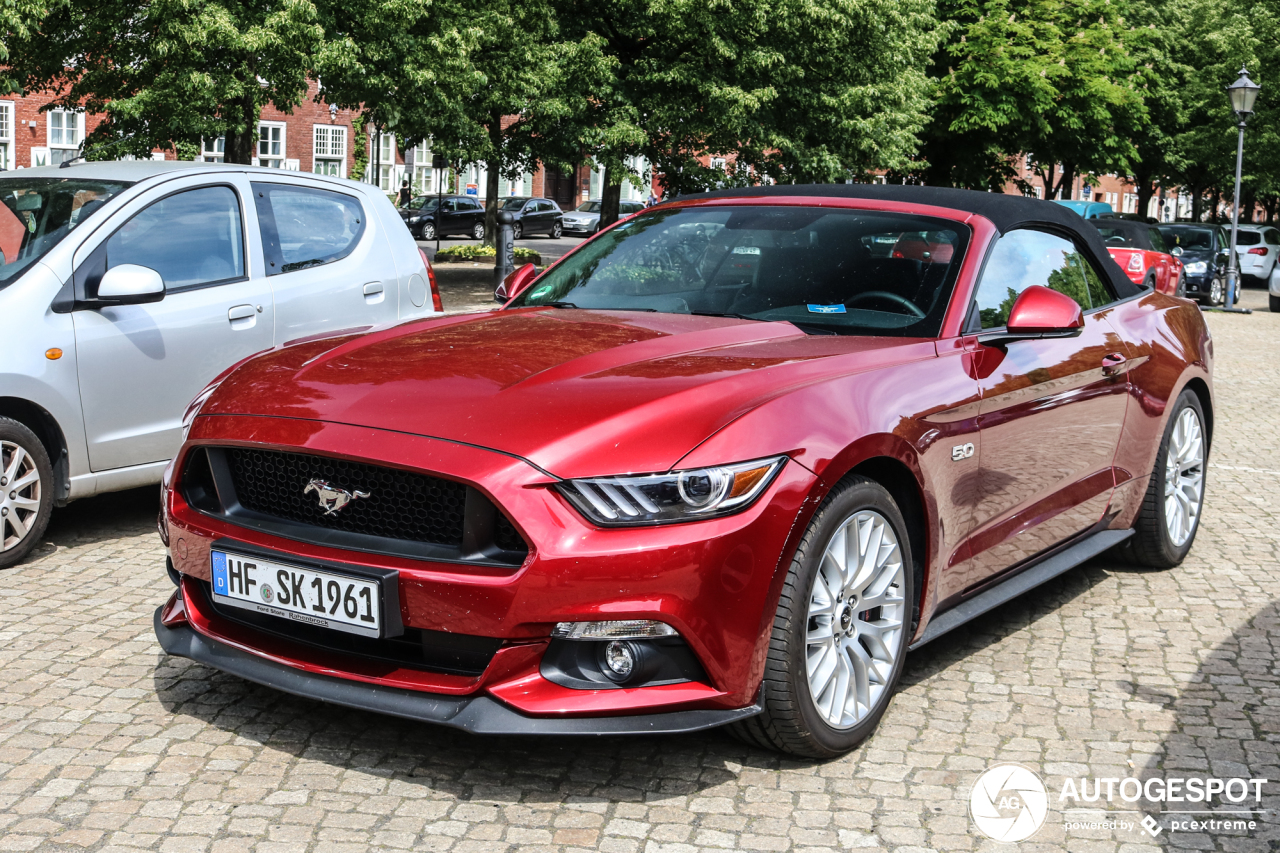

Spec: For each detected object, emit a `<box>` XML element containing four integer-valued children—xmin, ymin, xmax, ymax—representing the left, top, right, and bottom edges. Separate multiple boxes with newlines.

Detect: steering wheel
<box><xmin>846</xmin><ymin>290</ymin><xmax>926</xmax><ymax>318</ymax></box>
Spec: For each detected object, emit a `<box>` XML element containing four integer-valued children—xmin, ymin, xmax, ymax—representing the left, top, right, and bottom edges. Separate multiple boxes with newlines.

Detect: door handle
<box><xmin>1101</xmin><ymin>352</ymin><xmax>1127</xmax><ymax>377</ymax></box>
<box><xmin>227</xmin><ymin>304</ymin><xmax>256</xmax><ymax>322</ymax></box>
<box><xmin>363</xmin><ymin>282</ymin><xmax>384</xmax><ymax>296</ymax></box>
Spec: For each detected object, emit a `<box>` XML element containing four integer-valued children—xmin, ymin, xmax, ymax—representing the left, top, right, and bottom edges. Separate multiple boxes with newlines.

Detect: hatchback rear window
<box><xmin>511</xmin><ymin>205</ymin><xmax>970</xmax><ymax>337</ymax></box>
<box><xmin>1236</xmin><ymin>231</ymin><xmax>1262</xmax><ymax>245</ymax></box>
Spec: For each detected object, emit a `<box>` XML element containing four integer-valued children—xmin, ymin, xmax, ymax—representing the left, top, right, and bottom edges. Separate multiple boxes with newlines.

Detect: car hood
<box><xmin>202</xmin><ymin>309</ymin><xmax>934</xmax><ymax>478</ymax></box>
<box><xmin>1176</xmin><ymin>248</ymin><xmax>1214</xmax><ymax>265</ymax></box>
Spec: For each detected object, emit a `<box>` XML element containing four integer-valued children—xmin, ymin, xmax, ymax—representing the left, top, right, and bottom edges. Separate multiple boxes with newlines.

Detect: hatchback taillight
<box><xmin>1248</xmin><ymin>247</ymin><xmax>1267</xmax><ymax>255</ymax></box>
<box><xmin>419</xmin><ymin>247</ymin><xmax>444</xmax><ymax>312</ymax></box>
<box><xmin>1127</xmin><ymin>253</ymin><xmax>1144</xmax><ymax>272</ymax></box>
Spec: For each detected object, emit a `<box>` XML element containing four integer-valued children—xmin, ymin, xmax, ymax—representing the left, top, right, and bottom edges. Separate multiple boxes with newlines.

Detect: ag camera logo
<box><xmin>970</xmin><ymin>764</ymin><xmax>1049</xmax><ymax>842</ymax></box>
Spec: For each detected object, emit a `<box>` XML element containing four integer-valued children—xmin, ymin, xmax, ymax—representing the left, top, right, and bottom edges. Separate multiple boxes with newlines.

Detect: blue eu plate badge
<box><xmin>807</xmin><ymin>304</ymin><xmax>847</xmax><ymax>314</ymax></box>
<box><xmin>211</xmin><ymin>550</ymin><xmax>228</xmax><ymax>594</ymax></box>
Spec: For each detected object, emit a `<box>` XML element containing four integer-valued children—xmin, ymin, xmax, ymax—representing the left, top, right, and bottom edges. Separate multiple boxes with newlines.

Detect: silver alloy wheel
<box><xmin>1164</xmin><ymin>406</ymin><xmax>1206</xmax><ymax>547</ymax></box>
<box><xmin>1210</xmin><ymin>277</ymin><xmax>1225</xmax><ymax>306</ymax></box>
<box><xmin>421</xmin><ymin>221</ymin><xmax>435</xmax><ymax>240</ymax></box>
<box><xmin>0</xmin><ymin>440</ymin><xmax>42</xmax><ymax>554</ymax></box>
<box><xmin>805</xmin><ymin>509</ymin><xmax>906</xmax><ymax>729</ymax></box>
<box><xmin>473</xmin><ymin>222</ymin><xmax>485</xmax><ymax>240</ymax></box>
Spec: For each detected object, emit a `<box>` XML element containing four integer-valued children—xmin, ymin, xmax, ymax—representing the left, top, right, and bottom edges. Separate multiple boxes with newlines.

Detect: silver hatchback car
<box><xmin>0</xmin><ymin>161</ymin><xmax>441</xmax><ymax>568</ymax></box>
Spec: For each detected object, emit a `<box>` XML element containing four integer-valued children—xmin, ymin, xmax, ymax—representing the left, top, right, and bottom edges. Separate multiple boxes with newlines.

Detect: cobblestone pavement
<box><xmin>2</xmin><ymin>291</ymin><xmax>1279</xmax><ymax>853</ymax></box>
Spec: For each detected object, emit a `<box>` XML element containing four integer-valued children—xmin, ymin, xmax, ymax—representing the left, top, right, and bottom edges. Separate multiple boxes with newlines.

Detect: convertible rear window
<box><xmin>0</xmin><ymin>177</ymin><xmax>131</xmax><ymax>290</ymax></box>
<box><xmin>509</xmin><ymin>205</ymin><xmax>971</xmax><ymax>336</ymax></box>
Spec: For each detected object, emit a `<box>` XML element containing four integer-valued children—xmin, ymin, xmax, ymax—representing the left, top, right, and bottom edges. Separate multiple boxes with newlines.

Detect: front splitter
<box><xmin>154</xmin><ymin>607</ymin><xmax>760</xmax><ymax>736</ymax></box>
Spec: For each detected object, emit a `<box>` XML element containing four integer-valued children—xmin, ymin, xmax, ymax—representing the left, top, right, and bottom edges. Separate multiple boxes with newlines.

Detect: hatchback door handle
<box><xmin>363</xmin><ymin>282</ymin><xmax>384</xmax><ymax>296</ymax></box>
<box><xmin>228</xmin><ymin>304</ymin><xmax>256</xmax><ymax>322</ymax></box>
<box><xmin>1102</xmin><ymin>352</ymin><xmax>1127</xmax><ymax>376</ymax></box>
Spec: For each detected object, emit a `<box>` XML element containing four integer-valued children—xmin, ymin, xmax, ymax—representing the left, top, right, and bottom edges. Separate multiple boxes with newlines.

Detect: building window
<box><xmin>409</xmin><ymin>141</ymin><xmax>432</xmax><ymax>192</ymax></box>
<box><xmin>1104</xmin><ymin>192</ymin><xmax>1119</xmax><ymax>207</ymax></box>
<box><xmin>313</xmin><ymin>125</ymin><xmax>346</xmax><ymax>177</ymax></box>
<box><xmin>201</xmin><ymin>137</ymin><xmax>225</xmax><ymax>163</ymax></box>
<box><xmin>0</xmin><ymin>101</ymin><xmax>12</xmax><ymax>171</ymax></box>
<box><xmin>258</xmin><ymin>122</ymin><xmax>285</xmax><ymax>168</ymax></box>
<box><xmin>47</xmin><ymin>109</ymin><xmax>83</xmax><ymax>165</ymax></box>
<box><xmin>1122</xmin><ymin>193</ymin><xmax>1138</xmax><ymax>214</ymax></box>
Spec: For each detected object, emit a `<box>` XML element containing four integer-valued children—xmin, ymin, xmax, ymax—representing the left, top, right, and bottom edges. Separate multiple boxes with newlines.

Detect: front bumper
<box><xmin>156</xmin><ymin>605</ymin><xmax>759</xmax><ymax>735</ymax></box>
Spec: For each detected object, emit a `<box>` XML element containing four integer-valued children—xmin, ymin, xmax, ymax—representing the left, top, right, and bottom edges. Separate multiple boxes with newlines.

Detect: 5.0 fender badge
<box><xmin>304</xmin><ymin>479</ymin><xmax>371</xmax><ymax>515</ymax></box>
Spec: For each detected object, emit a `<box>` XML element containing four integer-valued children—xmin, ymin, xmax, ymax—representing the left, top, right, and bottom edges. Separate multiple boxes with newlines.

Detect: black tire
<box><xmin>728</xmin><ymin>476</ymin><xmax>915</xmax><ymax>758</ymax></box>
<box><xmin>472</xmin><ymin>222</ymin><xmax>485</xmax><ymax>241</ymax></box>
<box><xmin>1121</xmin><ymin>389</ymin><xmax>1208</xmax><ymax>568</ymax></box>
<box><xmin>0</xmin><ymin>418</ymin><xmax>54</xmax><ymax>570</ymax></box>
<box><xmin>550</xmin><ymin>222</ymin><xmax>563</xmax><ymax>239</ymax></box>
<box><xmin>1270</xmin><ymin>294</ymin><xmax>1280</xmax><ymax>312</ymax></box>
<box><xmin>512</xmin><ymin>221</ymin><xmax>523</xmax><ymax>240</ymax></box>
<box><xmin>421</xmin><ymin>221</ymin><xmax>436</xmax><ymax>241</ymax></box>
<box><xmin>1203</xmin><ymin>276</ymin><xmax>1225</xmax><ymax>307</ymax></box>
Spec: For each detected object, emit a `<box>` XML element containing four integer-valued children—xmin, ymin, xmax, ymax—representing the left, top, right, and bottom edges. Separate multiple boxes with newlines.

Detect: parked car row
<box><xmin>396</xmin><ymin>196</ymin><xmax>659</xmax><ymax>242</ymax></box>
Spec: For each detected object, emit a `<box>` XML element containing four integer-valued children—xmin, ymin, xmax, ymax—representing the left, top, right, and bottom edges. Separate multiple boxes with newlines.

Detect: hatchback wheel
<box><xmin>1205</xmin><ymin>276</ymin><xmax>1225</xmax><ymax>307</ymax></box>
<box><xmin>1122</xmin><ymin>390</ymin><xmax>1207</xmax><ymax>568</ymax></box>
<box><xmin>730</xmin><ymin>476</ymin><xmax>913</xmax><ymax>757</ymax></box>
<box><xmin>551</xmin><ymin>222</ymin><xmax>563</xmax><ymax>239</ymax></box>
<box><xmin>1270</xmin><ymin>294</ymin><xmax>1280</xmax><ymax>312</ymax></box>
<box><xmin>420</xmin><ymin>221</ymin><xmax>436</xmax><ymax>241</ymax></box>
<box><xmin>473</xmin><ymin>222</ymin><xmax>485</xmax><ymax>241</ymax></box>
<box><xmin>0</xmin><ymin>418</ymin><xmax>54</xmax><ymax>570</ymax></box>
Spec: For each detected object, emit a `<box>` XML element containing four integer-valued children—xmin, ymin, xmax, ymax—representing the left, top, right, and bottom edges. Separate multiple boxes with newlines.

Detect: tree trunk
<box><xmin>1054</xmin><ymin>163</ymin><xmax>1076</xmax><ymax>201</ymax></box>
<box><xmin>224</xmin><ymin>92</ymin><xmax>257</xmax><ymax>165</ymax></box>
<box><xmin>484</xmin><ymin>113</ymin><xmax>503</xmax><ymax>249</ymax></box>
<box><xmin>1135</xmin><ymin>171</ymin><xmax>1154</xmax><ymax>221</ymax></box>
<box><xmin>1190</xmin><ymin>184</ymin><xmax>1204</xmax><ymax>222</ymax></box>
<box><xmin>599</xmin><ymin>164</ymin><xmax>622</xmax><ymax>228</ymax></box>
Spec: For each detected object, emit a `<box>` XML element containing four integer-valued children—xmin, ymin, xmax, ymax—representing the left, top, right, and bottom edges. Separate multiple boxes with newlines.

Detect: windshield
<box><xmin>409</xmin><ymin>196</ymin><xmax>439</xmax><ymax>211</ymax></box>
<box><xmin>576</xmin><ymin>201</ymin><xmax>601</xmax><ymax>213</ymax></box>
<box><xmin>501</xmin><ymin>197</ymin><xmax>529</xmax><ymax>211</ymax></box>
<box><xmin>510</xmin><ymin>205</ymin><xmax>970</xmax><ymax>336</ymax></box>
<box><xmin>0</xmin><ymin>178</ymin><xmax>131</xmax><ymax>289</ymax></box>
<box><xmin>1160</xmin><ymin>227</ymin><xmax>1212</xmax><ymax>250</ymax></box>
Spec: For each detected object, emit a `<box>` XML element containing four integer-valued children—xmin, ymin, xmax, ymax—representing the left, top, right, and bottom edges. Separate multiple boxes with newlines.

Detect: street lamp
<box><xmin>1221</xmin><ymin>66</ymin><xmax>1260</xmax><ymax>313</ymax></box>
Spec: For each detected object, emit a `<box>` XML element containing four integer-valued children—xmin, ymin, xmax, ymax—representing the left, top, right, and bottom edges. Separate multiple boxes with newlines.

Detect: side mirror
<box><xmin>96</xmin><ymin>264</ymin><xmax>166</xmax><ymax>305</ymax></box>
<box><xmin>1171</xmin><ymin>246</ymin><xmax>1183</xmax><ymax>257</ymax></box>
<box><xmin>978</xmin><ymin>285</ymin><xmax>1083</xmax><ymax>346</ymax></box>
<box><xmin>495</xmin><ymin>262</ymin><xmax>538</xmax><ymax>303</ymax></box>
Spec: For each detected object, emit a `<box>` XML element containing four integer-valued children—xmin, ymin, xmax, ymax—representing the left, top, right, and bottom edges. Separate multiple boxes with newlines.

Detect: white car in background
<box><xmin>1233</xmin><ymin>224</ymin><xmax>1280</xmax><ymax>285</ymax></box>
<box><xmin>0</xmin><ymin>161</ymin><xmax>441</xmax><ymax>568</ymax></box>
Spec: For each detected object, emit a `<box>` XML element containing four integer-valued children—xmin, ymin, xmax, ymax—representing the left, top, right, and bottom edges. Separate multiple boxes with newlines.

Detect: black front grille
<box><xmin>228</xmin><ymin>447</ymin><xmax>467</xmax><ymax>547</ymax></box>
<box><xmin>182</xmin><ymin>447</ymin><xmax>528</xmax><ymax>567</ymax></box>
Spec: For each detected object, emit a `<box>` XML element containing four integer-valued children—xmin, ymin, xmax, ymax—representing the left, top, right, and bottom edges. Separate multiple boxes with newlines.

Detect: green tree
<box><xmin>0</xmin><ymin>1</ymin><xmax>50</xmax><ymax>95</ymax></box>
<box><xmin>557</xmin><ymin>0</ymin><xmax>942</xmax><ymax>226</ymax></box>
<box><xmin>4</xmin><ymin>1</ymin><xmax>323</xmax><ymax>163</ymax></box>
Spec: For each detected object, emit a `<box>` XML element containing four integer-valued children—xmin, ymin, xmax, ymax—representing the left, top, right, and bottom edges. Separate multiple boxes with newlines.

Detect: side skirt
<box><xmin>908</xmin><ymin>528</ymin><xmax>1133</xmax><ymax>651</ymax></box>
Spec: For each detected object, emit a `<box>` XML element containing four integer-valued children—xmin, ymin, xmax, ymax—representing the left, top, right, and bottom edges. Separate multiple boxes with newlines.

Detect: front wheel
<box><xmin>420</xmin><ymin>221</ymin><xmax>436</xmax><ymax>241</ymax></box>
<box><xmin>1204</xmin><ymin>276</ymin><xmax>1225</xmax><ymax>307</ymax></box>
<box><xmin>0</xmin><ymin>418</ymin><xmax>54</xmax><ymax>570</ymax></box>
<box><xmin>1122</xmin><ymin>389</ymin><xmax>1208</xmax><ymax>568</ymax></box>
<box><xmin>1270</xmin><ymin>294</ymin><xmax>1280</xmax><ymax>312</ymax></box>
<box><xmin>472</xmin><ymin>222</ymin><xmax>485</xmax><ymax>241</ymax></box>
<box><xmin>550</xmin><ymin>222</ymin><xmax>563</xmax><ymax>239</ymax></box>
<box><xmin>729</xmin><ymin>476</ymin><xmax>913</xmax><ymax>758</ymax></box>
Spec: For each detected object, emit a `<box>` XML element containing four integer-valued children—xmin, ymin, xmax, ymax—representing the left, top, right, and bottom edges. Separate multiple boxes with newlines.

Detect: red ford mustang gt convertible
<box><xmin>155</xmin><ymin>186</ymin><xmax>1212</xmax><ymax>758</ymax></box>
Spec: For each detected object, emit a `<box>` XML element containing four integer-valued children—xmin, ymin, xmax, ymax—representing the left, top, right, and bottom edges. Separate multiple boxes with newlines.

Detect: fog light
<box><xmin>603</xmin><ymin>641</ymin><xmax>635</xmax><ymax>678</ymax></box>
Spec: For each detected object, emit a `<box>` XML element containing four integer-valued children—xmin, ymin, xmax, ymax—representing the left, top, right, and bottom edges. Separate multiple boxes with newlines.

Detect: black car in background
<box><xmin>399</xmin><ymin>194</ymin><xmax>486</xmax><ymax>240</ymax></box>
<box><xmin>498</xmin><ymin>196</ymin><xmax>564</xmax><ymax>239</ymax></box>
<box><xmin>1159</xmin><ymin>223</ymin><xmax>1230</xmax><ymax>306</ymax></box>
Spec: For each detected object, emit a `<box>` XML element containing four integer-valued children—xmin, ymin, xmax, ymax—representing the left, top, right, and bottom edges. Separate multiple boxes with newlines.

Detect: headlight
<box><xmin>180</xmin><ymin>385</ymin><xmax>219</xmax><ymax>441</ymax></box>
<box><xmin>409</xmin><ymin>216</ymin><xmax>421</xmax><ymax>223</ymax></box>
<box><xmin>1185</xmin><ymin>261</ymin><xmax>1208</xmax><ymax>274</ymax></box>
<box><xmin>557</xmin><ymin>456</ymin><xmax>787</xmax><ymax>526</ymax></box>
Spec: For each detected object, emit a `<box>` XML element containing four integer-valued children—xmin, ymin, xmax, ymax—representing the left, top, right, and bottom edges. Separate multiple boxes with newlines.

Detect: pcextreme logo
<box><xmin>970</xmin><ymin>764</ymin><xmax>1049</xmax><ymax>842</ymax></box>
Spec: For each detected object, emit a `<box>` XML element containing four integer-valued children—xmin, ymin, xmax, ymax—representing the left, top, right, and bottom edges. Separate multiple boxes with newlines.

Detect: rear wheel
<box><xmin>550</xmin><ymin>222</ymin><xmax>563</xmax><ymax>239</ymax></box>
<box><xmin>1270</xmin><ymin>294</ymin><xmax>1280</xmax><ymax>312</ymax></box>
<box><xmin>0</xmin><ymin>418</ymin><xmax>54</xmax><ymax>570</ymax></box>
<box><xmin>420</xmin><ymin>221</ymin><xmax>436</xmax><ymax>241</ymax></box>
<box><xmin>1122</xmin><ymin>390</ymin><xmax>1207</xmax><ymax>568</ymax></box>
<box><xmin>729</xmin><ymin>476</ymin><xmax>913</xmax><ymax>758</ymax></box>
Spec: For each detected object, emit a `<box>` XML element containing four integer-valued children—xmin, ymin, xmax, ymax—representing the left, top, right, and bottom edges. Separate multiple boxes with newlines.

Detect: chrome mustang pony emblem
<box><xmin>304</xmin><ymin>479</ymin><xmax>371</xmax><ymax>515</ymax></box>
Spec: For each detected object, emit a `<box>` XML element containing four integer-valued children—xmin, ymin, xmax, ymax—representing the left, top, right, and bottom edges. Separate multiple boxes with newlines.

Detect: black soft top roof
<box><xmin>682</xmin><ymin>184</ymin><xmax>1142</xmax><ymax>298</ymax></box>
<box><xmin>1092</xmin><ymin>218</ymin><xmax>1156</xmax><ymax>251</ymax></box>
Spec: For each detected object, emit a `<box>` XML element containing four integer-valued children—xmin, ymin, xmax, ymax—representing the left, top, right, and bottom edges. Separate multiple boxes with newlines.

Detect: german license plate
<box><xmin>210</xmin><ymin>549</ymin><xmax>383</xmax><ymax>638</ymax></box>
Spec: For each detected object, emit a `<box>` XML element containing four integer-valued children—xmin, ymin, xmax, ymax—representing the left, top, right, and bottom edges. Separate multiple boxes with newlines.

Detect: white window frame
<box><xmin>201</xmin><ymin>137</ymin><xmax>225</xmax><ymax>163</ymax></box>
<box><xmin>0</xmin><ymin>101</ymin><xmax>12</xmax><ymax>171</ymax></box>
<box><xmin>46</xmin><ymin>109</ymin><xmax>83</xmax><ymax>165</ymax></box>
<box><xmin>313</xmin><ymin>124</ymin><xmax>346</xmax><ymax>178</ymax></box>
<box><xmin>257</xmin><ymin>121</ymin><xmax>286</xmax><ymax>168</ymax></box>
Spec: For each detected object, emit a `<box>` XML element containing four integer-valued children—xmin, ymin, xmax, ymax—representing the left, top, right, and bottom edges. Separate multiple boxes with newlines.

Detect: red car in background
<box><xmin>156</xmin><ymin>186</ymin><xmax>1212</xmax><ymax>758</ymax></box>
<box><xmin>1093</xmin><ymin>219</ymin><xmax>1184</xmax><ymax>296</ymax></box>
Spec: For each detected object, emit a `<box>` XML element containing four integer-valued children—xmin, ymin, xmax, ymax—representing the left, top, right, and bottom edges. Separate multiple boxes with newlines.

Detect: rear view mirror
<box><xmin>96</xmin><ymin>263</ymin><xmax>166</xmax><ymax>305</ymax></box>
<box><xmin>979</xmin><ymin>285</ymin><xmax>1083</xmax><ymax>346</ymax></box>
<box><xmin>495</xmin><ymin>262</ymin><xmax>538</xmax><ymax>303</ymax></box>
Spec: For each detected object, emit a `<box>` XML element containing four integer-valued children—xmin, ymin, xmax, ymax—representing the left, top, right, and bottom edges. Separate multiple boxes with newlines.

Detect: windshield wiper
<box><xmin>689</xmin><ymin>310</ymin><xmax>761</xmax><ymax>321</ymax></box>
<box><xmin>545</xmin><ymin>301</ymin><xmax>579</xmax><ymax>309</ymax></box>
<box><xmin>788</xmin><ymin>321</ymin><xmax>839</xmax><ymax>336</ymax></box>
